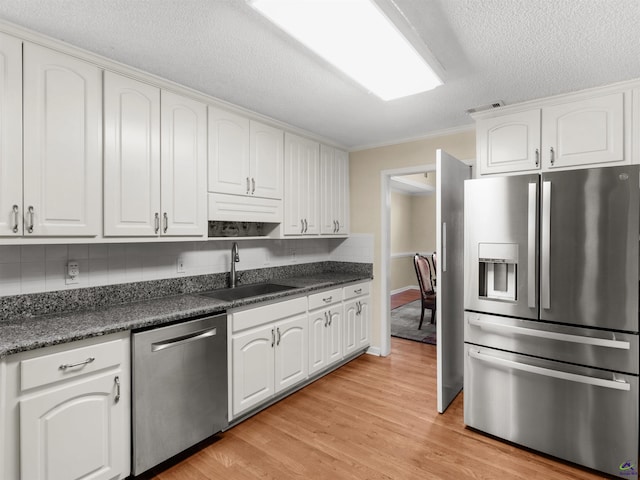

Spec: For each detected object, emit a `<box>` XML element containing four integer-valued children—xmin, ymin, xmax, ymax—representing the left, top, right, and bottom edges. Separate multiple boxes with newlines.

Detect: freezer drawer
<box><xmin>465</xmin><ymin>311</ymin><xmax>639</xmax><ymax>374</ymax></box>
<box><xmin>464</xmin><ymin>344</ymin><xmax>638</xmax><ymax>479</ymax></box>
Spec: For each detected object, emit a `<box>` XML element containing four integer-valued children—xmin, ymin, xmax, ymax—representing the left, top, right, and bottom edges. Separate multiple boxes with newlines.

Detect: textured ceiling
<box><xmin>1</xmin><ymin>0</ymin><xmax>640</xmax><ymax>150</ymax></box>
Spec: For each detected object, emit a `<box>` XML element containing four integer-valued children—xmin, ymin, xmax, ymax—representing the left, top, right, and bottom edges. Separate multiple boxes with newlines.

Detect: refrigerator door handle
<box><xmin>527</xmin><ymin>183</ymin><xmax>537</xmax><ymax>309</ymax></box>
<box><xmin>467</xmin><ymin>316</ymin><xmax>631</xmax><ymax>350</ymax></box>
<box><xmin>541</xmin><ymin>180</ymin><xmax>551</xmax><ymax>309</ymax></box>
<box><xmin>468</xmin><ymin>349</ymin><xmax>631</xmax><ymax>391</ymax></box>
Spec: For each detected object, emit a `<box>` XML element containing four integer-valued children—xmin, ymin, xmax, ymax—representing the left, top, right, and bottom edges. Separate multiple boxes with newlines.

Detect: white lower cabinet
<box><xmin>1</xmin><ymin>332</ymin><xmax>130</xmax><ymax>480</ymax></box>
<box><xmin>343</xmin><ymin>282</ymin><xmax>371</xmax><ymax>356</ymax></box>
<box><xmin>308</xmin><ymin>290</ymin><xmax>343</xmax><ymax>376</ymax></box>
<box><xmin>231</xmin><ymin>297</ymin><xmax>308</xmax><ymax>417</ymax></box>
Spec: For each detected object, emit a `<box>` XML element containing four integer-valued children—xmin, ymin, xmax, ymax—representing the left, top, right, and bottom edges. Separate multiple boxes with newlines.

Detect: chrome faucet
<box><xmin>230</xmin><ymin>242</ymin><xmax>240</xmax><ymax>288</ymax></box>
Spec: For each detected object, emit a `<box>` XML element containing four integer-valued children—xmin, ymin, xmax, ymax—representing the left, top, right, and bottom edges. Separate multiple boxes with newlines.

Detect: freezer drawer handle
<box><xmin>151</xmin><ymin>327</ymin><xmax>217</xmax><ymax>352</ymax></box>
<box><xmin>467</xmin><ymin>316</ymin><xmax>631</xmax><ymax>350</ymax></box>
<box><xmin>468</xmin><ymin>349</ymin><xmax>631</xmax><ymax>391</ymax></box>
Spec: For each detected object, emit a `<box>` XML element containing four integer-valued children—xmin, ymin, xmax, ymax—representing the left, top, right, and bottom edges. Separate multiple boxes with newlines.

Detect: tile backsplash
<box><xmin>0</xmin><ymin>234</ymin><xmax>373</xmax><ymax>297</ymax></box>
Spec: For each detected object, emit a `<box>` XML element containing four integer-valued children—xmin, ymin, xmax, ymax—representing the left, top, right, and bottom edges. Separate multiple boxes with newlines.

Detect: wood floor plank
<box><xmin>151</xmin><ymin>337</ymin><xmax>606</xmax><ymax>480</ymax></box>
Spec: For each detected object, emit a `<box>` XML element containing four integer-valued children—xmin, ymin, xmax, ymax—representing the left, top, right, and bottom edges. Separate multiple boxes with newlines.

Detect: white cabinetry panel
<box><xmin>284</xmin><ymin>133</ymin><xmax>319</xmax><ymax>235</ymax></box>
<box><xmin>208</xmin><ymin>108</ymin><xmax>250</xmax><ymax>196</ymax></box>
<box><xmin>0</xmin><ymin>33</ymin><xmax>22</xmax><ymax>237</ymax></box>
<box><xmin>104</xmin><ymin>72</ymin><xmax>160</xmax><ymax>236</ymax></box>
<box><xmin>23</xmin><ymin>43</ymin><xmax>102</xmax><ymax>236</ymax></box>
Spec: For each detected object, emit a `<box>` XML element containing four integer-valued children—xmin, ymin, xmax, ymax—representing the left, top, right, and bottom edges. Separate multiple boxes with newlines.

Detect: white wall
<box><xmin>0</xmin><ymin>234</ymin><xmax>374</xmax><ymax>297</ymax></box>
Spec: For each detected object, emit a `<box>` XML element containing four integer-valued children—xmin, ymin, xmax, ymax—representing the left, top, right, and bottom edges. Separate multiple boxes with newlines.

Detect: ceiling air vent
<box><xmin>466</xmin><ymin>101</ymin><xmax>505</xmax><ymax>115</ymax></box>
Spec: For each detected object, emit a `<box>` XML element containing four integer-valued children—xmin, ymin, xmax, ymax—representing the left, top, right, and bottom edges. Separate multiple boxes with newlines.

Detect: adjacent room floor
<box><xmin>150</xmin><ymin>338</ymin><xmax>603</xmax><ymax>479</ymax></box>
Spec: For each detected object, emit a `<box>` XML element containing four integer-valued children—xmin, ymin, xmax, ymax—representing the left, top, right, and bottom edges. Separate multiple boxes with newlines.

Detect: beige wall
<box><xmin>349</xmin><ymin>130</ymin><xmax>476</xmax><ymax>350</ymax></box>
<box><xmin>390</xmin><ymin>256</ymin><xmax>416</xmax><ymax>292</ymax></box>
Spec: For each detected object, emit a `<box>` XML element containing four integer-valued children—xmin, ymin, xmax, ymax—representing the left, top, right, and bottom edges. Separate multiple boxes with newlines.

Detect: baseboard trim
<box><xmin>366</xmin><ymin>346</ymin><xmax>381</xmax><ymax>356</ymax></box>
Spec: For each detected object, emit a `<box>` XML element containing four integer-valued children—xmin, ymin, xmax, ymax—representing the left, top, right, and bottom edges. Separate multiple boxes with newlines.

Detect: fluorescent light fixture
<box><xmin>249</xmin><ymin>0</ymin><xmax>443</xmax><ymax>100</ymax></box>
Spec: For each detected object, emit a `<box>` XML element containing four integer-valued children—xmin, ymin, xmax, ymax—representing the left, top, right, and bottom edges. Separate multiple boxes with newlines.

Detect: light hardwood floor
<box><xmin>390</xmin><ymin>289</ymin><xmax>421</xmax><ymax>310</ymax></box>
<box><xmin>149</xmin><ymin>337</ymin><xmax>605</xmax><ymax>479</ymax></box>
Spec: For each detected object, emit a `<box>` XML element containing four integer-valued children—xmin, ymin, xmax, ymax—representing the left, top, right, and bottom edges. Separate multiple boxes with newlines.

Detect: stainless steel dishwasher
<box><xmin>132</xmin><ymin>313</ymin><xmax>227</xmax><ymax>476</ymax></box>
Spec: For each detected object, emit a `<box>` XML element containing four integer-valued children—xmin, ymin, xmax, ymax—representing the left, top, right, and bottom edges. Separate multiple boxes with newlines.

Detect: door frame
<box><xmin>380</xmin><ymin>164</ymin><xmax>436</xmax><ymax>357</ymax></box>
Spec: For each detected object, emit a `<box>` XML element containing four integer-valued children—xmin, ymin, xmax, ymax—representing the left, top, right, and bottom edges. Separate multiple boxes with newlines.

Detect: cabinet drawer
<box><xmin>21</xmin><ymin>339</ymin><xmax>124</xmax><ymax>391</ymax></box>
<box><xmin>308</xmin><ymin>288</ymin><xmax>342</xmax><ymax>310</ymax></box>
<box><xmin>343</xmin><ymin>282</ymin><xmax>369</xmax><ymax>300</ymax></box>
<box><xmin>232</xmin><ymin>296</ymin><xmax>307</xmax><ymax>332</ymax></box>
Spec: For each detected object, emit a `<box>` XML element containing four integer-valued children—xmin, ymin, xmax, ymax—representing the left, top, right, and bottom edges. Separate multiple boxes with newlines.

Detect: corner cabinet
<box><xmin>283</xmin><ymin>133</ymin><xmax>320</xmax><ymax>235</ymax></box>
<box><xmin>104</xmin><ymin>72</ymin><xmax>207</xmax><ymax>237</ymax></box>
<box><xmin>475</xmin><ymin>91</ymin><xmax>627</xmax><ymax>175</ymax></box>
<box><xmin>1</xmin><ymin>41</ymin><xmax>102</xmax><ymax>237</ymax></box>
<box><xmin>1</xmin><ymin>332</ymin><xmax>131</xmax><ymax>480</ymax></box>
<box><xmin>320</xmin><ymin>145</ymin><xmax>349</xmax><ymax>235</ymax></box>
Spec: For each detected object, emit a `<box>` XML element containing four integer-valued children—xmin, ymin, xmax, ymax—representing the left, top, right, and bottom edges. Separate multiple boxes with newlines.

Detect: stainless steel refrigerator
<box><xmin>463</xmin><ymin>165</ymin><xmax>639</xmax><ymax>479</ymax></box>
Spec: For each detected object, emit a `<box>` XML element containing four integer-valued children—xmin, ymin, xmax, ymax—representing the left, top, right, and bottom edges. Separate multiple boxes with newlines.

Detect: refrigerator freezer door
<box><xmin>464</xmin><ymin>344</ymin><xmax>639</xmax><ymax>479</ymax></box>
<box><xmin>464</xmin><ymin>174</ymin><xmax>539</xmax><ymax>319</ymax></box>
<box><xmin>540</xmin><ymin>165</ymin><xmax>639</xmax><ymax>332</ymax></box>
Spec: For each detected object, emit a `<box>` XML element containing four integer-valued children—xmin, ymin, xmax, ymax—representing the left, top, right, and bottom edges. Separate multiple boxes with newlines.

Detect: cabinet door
<box><xmin>326</xmin><ymin>307</ymin><xmax>343</xmax><ymax>366</ymax></box>
<box><xmin>104</xmin><ymin>71</ymin><xmax>160</xmax><ymax>236</ymax></box>
<box><xmin>160</xmin><ymin>91</ymin><xmax>207</xmax><ymax>236</ymax></box>
<box><xmin>250</xmin><ymin>121</ymin><xmax>283</xmax><ymax>199</ymax></box>
<box><xmin>542</xmin><ymin>93</ymin><xmax>624</xmax><ymax>169</ymax></box>
<box><xmin>343</xmin><ymin>300</ymin><xmax>358</xmax><ymax>357</ymax></box>
<box><xmin>334</xmin><ymin>148</ymin><xmax>350</xmax><ymax>235</ymax></box>
<box><xmin>356</xmin><ymin>297</ymin><xmax>370</xmax><ymax>349</ymax></box>
<box><xmin>319</xmin><ymin>145</ymin><xmax>336</xmax><ymax>234</ymax></box>
<box><xmin>208</xmin><ymin>108</ymin><xmax>250</xmax><ymax>196</ymax></box>
<box><xmin>232</xmin><ymin>325</ymin><xmax>275</xmax><ymax>416</ymax></box>
<box><xmin>308</xmin><ymin>310</ymin><xmax>328</xmax><ymax>375</ymax></box>
<box><xmin>0</xmin><ymin>33</ymin><xmax>22</xmax><ymax>237</ymax></box>
<box><xmin>23</xmin><ymin>43</ymin><xmax>102</xmax><ymax>236</ymax></box>
<box><xmin>274</xmin><ymin>314</ymin><xmax>308</xmax><ymax>393</ymax></box>
<box><xmin>20</xmin><ymin>372</ymin><xmax>125</xmax><ymax>480</ymax></box>
<box><xmin>284</xmin><ymin>133</ymin><xmax>319</xmax><ymax>235</ymax></box>
<box><xmin>477</xmin><ymin>109</ymin><xmax>541</xmax><ymax>175</ymax></box>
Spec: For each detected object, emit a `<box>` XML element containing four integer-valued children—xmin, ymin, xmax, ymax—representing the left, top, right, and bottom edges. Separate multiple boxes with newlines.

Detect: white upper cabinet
<box><xmin>320</xmin><ymin>145</ymin><xmax>349</xmax><ymax>235</ymax></box>
<box><xmin>541</xmin><ymin>93</ymin><xmax>624</xmax><ymax>169</ymax></box>
<box><xmin>104</xmin><ymin>72</ymin><xmax>161</xmax><ymax>236</ymax></box>
<box><xmin>23</xmin><ymin>43</ymin><xmax>102</xmax><ymax>236</ymax></box>
<box><xmin>160</xmin><ymin>90</ymin><xmax>207</xmax><ymax>236</ymax></box>
<box><xmin>476</xmin><ymin>91</ymin><xmax>628</xmax><ymax>175</ymax></box>
<box><xmin>0</xmin><ymin>33</ymin><xmax>22</xmax><ymax>237</ymax></box>
<box><xmin>208</xmin><ymin>107</ymin><xmax>283</xmax><ymax>199</ymax></box>
<box><xmin>477</xmin><ymin>109</ymin><xmax>541</xmax><ymax>175</ymax></box>
<box><xmin>284</xmin><ymin>133</ymin><xmax>320</xmax><ymax>235</ymax></box>
<box><xmin>250</xmin><ymin>121</ymin><xmax>283</xmax><ymax>199</ymax></box>
<box><xmin>104</xmin><ymin>72</ymin><xmax>206</xmax><ymax>237</ymax></box>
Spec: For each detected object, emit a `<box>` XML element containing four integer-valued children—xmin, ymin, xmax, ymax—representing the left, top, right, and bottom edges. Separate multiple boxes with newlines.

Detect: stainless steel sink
<box><xmin>200</xmin><ymin>283</ymin><xmax>296</xmax><ymax>301</ymax></box>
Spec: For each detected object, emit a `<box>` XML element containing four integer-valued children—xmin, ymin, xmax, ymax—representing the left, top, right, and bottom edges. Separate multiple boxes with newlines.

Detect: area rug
<box><xmin>391</xmin><ymin>300</ymin><xmax>436</xmax><ymax>344</ymax></box>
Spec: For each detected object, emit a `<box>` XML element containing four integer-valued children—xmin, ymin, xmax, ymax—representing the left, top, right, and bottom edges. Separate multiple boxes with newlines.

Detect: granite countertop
<box><xmin>0</xmin><ymin>270</ymin><xmax>371</xmax><ymax>358</ymax></box>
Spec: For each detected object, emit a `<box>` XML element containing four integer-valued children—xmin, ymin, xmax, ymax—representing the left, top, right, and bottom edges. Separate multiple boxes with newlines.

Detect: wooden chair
<box><xmin>413</xmin><ymin>254</ymin><xmax>437</xmax><ymax>329</ymax></box>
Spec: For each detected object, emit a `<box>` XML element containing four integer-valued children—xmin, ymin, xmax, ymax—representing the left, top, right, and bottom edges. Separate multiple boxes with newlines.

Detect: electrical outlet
<box><xmin>177</xmin><ymin>257</ymin><xmax>185</xmax><ymax>273</ymax></box>
<box><xmin>66</xmin><ymin>261</ymin><xmax>79</xmax><ymax>285</ymax></box>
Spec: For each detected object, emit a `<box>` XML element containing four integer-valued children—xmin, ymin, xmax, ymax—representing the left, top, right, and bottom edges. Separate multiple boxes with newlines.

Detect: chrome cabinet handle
<box><xmin>251</xmin><ymin>177</ymin><xmax>256</xmax><ymax>194</ymax></box>
<box><xmin>59</xmin><ymin>357</ymin><xmax>95</xmax><ymax>370</ymax></box>
<box><xmin>333</xmin><ymin>220</ymin><xmax>338</xmax><ymax>233</ymax></box>
<box><xmin>327</xmin><ymin>311</ymin><xmax>332</xmax><ymax>326</ymax></box>
<box><xmin>336</xmin><ymin>220</ymin><xmax>340</xmax><ymax>232</ymax></box>
<box><xmin>304</xmin><ymin>219</ymin><xmax>308</xmax><ymax>233</ymax></box>
<box><xmin>12</xmin><ymin>205</ymin><xmax>19</xmax><ymax>233</ymax></box>
<box><xmin>300</xmin><ymin>219</ymin><xmax>305</xmax><ymax>234</ymax></box>
<box><xmin>535</xmin><ymin>148</ymin><xmax>539</xmax><ymax>167</ymax></box>
<box><xmin>354</xmin><ymin>288</ymin><xmax>362</xmax><ymax>294</ymax></box>
<box><xmin>246</xmin><ymin>177</ymin><xmax>250</xmax><ymax>194</ymax></box>
<box><xmin>276</xmin><ymin>327</ymin><xmax>281</xmax><ymax>346</ymax></box>
<box><xmin>154</xmin><ymin>212</ymin><xmax>160</xmax><ymax>234</ymax></box>
<box><xmin>356</xmin><ymin>301</ymin><xmax>362</xmax><ymax>316</ymax></box>
<box><xmin>27</xmin><ymin>206</ymin><xmax>34</xmax><ymax>234</ymax></box>
<box><xmin>324</xmin><ymin>312</ymin><xmax>328</xmax><ymax>327</ymax></box>
<box><xmin>114</xmin><ymin>376</ymin><xmax>121</xmax><ymax>403</ymax></box>
<box><xmin>323</xmin><ymin>296</ymin><xmax>332</xmax><ymax>303</ymax></box>
<box><xmin>549</xmin><ymin>147</ymin><xmax>555</xmax><ymax>165</ymax></box>
<box><xmin>163</xmin><ymin>212</ymin><xmax>168</xmax><ymax>233</ymax></box>
<box><xmin>271</xmin><ymin>328</ymin><xmax>275</xmax><ymax>347</ymax></box>
<box><xmin>468</xmin><ymin>349</ymin><xmax>630</xmax><ymax>391</ymax></box>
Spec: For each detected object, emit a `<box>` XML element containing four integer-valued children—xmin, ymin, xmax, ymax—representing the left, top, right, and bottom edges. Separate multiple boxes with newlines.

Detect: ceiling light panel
<box><xmin>249</xmin><ymin>0</ymin><xmax>443</xmax><ymax>100</ymax></box>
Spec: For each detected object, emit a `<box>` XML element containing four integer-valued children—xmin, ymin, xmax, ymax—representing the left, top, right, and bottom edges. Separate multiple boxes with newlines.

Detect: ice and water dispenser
<box><xmin>477</xmin><ymin>243</ymin><xmax>518</xmax><ymax>302</ymax></box>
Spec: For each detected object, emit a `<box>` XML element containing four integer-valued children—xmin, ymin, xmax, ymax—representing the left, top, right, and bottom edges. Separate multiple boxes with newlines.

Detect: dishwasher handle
<box><xmin>151</xmin><ymin>327</ymin><xmax>217</xmax><ymax>352</ymax></box>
